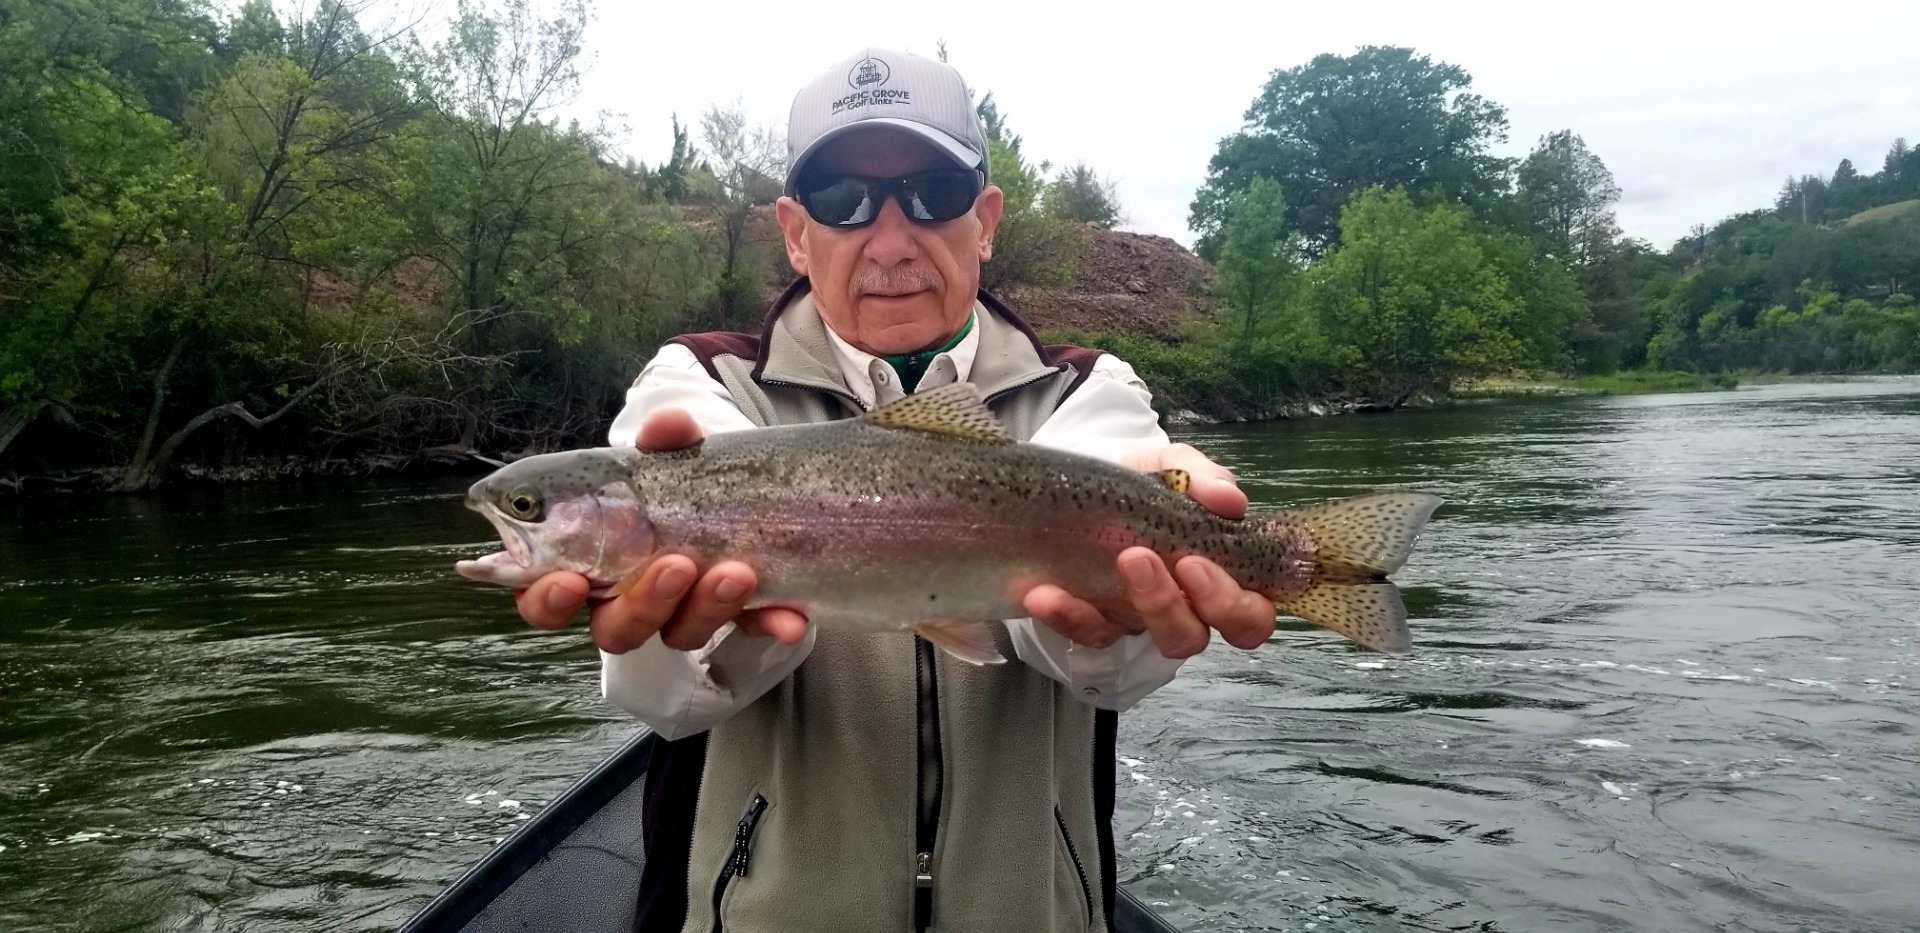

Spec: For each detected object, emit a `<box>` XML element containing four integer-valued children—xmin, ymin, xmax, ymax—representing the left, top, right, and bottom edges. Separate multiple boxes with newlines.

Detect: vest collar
<box><xmin>751</xmin><ymin>280</ymin><xmax>1064</xmax><ymax>408</ymax></box>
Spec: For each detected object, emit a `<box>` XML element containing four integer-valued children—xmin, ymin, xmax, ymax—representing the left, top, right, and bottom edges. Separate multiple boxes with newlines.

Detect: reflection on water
<box><xmin>3</xmin><ymin>378</ymin><xmax>1918</xmax><ymax>931</ymax></box>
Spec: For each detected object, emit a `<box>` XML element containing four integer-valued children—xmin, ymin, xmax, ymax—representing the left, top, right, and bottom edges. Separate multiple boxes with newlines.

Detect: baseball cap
<box><xmin>785</xmin><ymin>48</ymin><xmax>991</xmax><ymax>194</ymax></box>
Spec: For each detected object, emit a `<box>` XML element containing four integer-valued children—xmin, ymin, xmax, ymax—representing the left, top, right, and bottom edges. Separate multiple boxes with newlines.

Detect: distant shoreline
<box><xmin>11</xmin><ymin>373</ymin><xmax>1909</xmax><ymax>495</ymax></box>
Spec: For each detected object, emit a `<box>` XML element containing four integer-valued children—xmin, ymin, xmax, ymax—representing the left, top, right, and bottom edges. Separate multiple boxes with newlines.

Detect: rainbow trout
<box><xmin>455</xmin><ymin>383</ymin><xmax>1441</xmax><ymax>663</ymax></box>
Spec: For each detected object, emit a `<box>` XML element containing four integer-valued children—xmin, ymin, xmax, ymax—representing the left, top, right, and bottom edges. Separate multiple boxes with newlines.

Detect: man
<box><xmin>514</xmin><ymin>48</ymin><xmax>1276</xmax><ymax>932</ymax></box>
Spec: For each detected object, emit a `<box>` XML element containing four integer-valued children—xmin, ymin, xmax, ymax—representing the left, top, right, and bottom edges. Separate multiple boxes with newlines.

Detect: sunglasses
<box><xmin>795</xmin><ymin>168</ymin><xmax>984</xmax><ymax>228</ymax></box>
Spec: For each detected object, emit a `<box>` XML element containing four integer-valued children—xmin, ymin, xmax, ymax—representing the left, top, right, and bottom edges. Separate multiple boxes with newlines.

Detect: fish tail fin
<box><xmin>1265</xmin><ymin>492</ymin><xmax>1443</xmax><ymax>654</ymax></box>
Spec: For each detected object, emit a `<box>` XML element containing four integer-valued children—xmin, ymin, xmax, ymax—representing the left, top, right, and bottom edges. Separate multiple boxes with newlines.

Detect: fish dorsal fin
<box><xmin>861</xmin><ymin>382</ymin><xmax>1011</xmax><ymax>444</ymax></box>
<box><xmin>1156</xmin><ymin>469</ymin><xmax>1191</xmax><ymax>495</ymax></box>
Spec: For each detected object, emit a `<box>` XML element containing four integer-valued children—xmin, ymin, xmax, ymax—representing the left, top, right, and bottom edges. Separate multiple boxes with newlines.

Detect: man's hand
<box><xmin>1023</xmin><ymin>443</ymin><xmax>1278</xmax><ymax>658</ymax></box>
<box><xmin>512</xmin><ymin>408</ymin><xmax>809</xmax><ymax>655</ymax></box>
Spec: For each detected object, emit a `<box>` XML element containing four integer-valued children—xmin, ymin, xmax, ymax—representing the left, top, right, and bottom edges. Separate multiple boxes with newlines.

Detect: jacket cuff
<box><xmin>601</xmin><ymin>624</ymin><xmax>816</xmax><ymax>739</ymax></box>
<box><xmin>1004</xmin><ymin>617</ymin><xmax>1184</xmax><ymax>711</ymax></box>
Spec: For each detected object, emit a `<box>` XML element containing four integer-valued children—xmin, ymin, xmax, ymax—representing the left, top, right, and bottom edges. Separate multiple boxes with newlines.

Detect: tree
<box><xmin>1305</xmin><ymin>188</ymin><xmax>1523</xmax><ymax>402</ymax></box>
<box><xmin>1213</xmin><ymin>177</ymin><xmax>1296</xmax><ymax>343</ymax></box>
<box><xmin>1044</xmin><ymin>162</ymin><xmax>1122</xmax><ymax>228</ymax></box>
<box><xmin>1189</xmin><ymin>46</ymin><xmax>1510</xmax><ymax>257</ymax></box>
<box><xmin>977</xmin><ymin>109</ymin><xmax>1086</xmax><ymax>292</ymax></box>
<box><xmin>107</xmin><ymin>0</ymin><xmax>417</xmax><ymax>490</ymax></box>
<box><xmin>1516</xmin><ymin>130</ymin><xmax>1621</xmax><ymax>265</ymax></box>
<box><xmin>695</xmin><ymin>101</ymin><xmax>785</xmax><ymax>328</ymax></box>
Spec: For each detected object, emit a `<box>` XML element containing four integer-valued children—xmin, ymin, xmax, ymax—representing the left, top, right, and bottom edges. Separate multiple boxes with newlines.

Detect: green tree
<box><xmin>1516</xmin><ymin>130</ymin><xmax>1621</xmax><ymax>265</ymax></box>
<box><xmin>1213</xmin><ymin>177</ymin><xmax>1297</xmax><ymax>344</ymax></box>
<box><xmin>978</xmin><ymin>115</ymin><xmax>1085</xmax><ymax>292</ymax></box>
<box><xmin>1189</xmin><ymin>46</ymin><xmax>1509</xmax><ymax>257</ymax></box>
<box><xmin>1045</xmin><ymin>162</ymin><xmax>1122</xmax><ymax>229</ymax></box>
<box><xmin>1305</xmin><ymin>188</ymin><xmax>1523</xmax><ymax>402</ymax></box>
<box><xmin>694</xmin><ymin>101</ymin><xmax>785</xmax><ymax>329</ymax></box>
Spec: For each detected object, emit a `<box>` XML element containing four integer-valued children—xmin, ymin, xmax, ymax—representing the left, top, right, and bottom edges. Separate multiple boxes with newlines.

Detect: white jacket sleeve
<box><xmin>598</xmin><ymin>344</ymin><xmax>813</xmax><ymax>739</ymax></box>
<box><xmin>1006</xmin><ymin>353</ymin><xmax>1190</xmax><ymax>711</ymax></box>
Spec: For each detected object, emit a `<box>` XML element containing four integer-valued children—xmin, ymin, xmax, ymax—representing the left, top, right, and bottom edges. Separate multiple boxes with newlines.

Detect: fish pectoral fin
<box><xmin>861</xmin><ymin>382</ymin><xmax>1012</xmax><ymax>444</ymax></box>
<box><xmin>915</xmin><ymin>621</ymin><xmax>1008</xmax><ymax>666</ymax></box>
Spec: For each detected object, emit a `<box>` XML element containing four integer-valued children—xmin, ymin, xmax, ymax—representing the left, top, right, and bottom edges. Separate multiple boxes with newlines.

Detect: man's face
<box><xmin>775</xmin><ymin>129</ymin><xmax>1004</xmax><ymax>356</ymax></box>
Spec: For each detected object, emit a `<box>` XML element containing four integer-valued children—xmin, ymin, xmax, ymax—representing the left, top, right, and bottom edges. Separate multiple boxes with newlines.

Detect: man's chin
<box><xmin>855</xmin><ymin>295</ymin><xmax>948</xmax><ymax>350</ymax></box>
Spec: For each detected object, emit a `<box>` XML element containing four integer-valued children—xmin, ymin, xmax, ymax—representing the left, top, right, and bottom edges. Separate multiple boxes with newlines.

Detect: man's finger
<box><xmin>1118</xmin><ymin>548</ymin><xmax>1210</xmax><ymax>658</ymax></box>
<box><xmin>589</xmin><ymin>555</ymin><xmax>696</xmax><ymax>654</ymax></box>
<box><xmin>636</xmin><ymin>407</ymin><xmax>704</xmax><ymax>452</ymax></box>
<box><xmin>738</xmin><ymin>608</ymin><xmax>811</xmax><ymax>645</ymax></box>
<box><xmin>516</xmin><ymin>573</ymin><xmax>591</xmax><ymax>629</ymax></box>
<box><xmin>1023</xmin><ymin>584</ymin><xmax>1129</xmax><ymax>649</ymax></box>
<box><xmin>1174</xmin><ymin>557</ymin><xmax>1276</xmax><ymax>650</ymax></box>
<box><xmin>659</xmin><ymin>561</ymin><xmax>759</xmax><ymax>651</ymax></box>
<box><xmin>1126</xmin><ymin>443</ymin><xmax>1247</xmax><ymax>521</ymax></box>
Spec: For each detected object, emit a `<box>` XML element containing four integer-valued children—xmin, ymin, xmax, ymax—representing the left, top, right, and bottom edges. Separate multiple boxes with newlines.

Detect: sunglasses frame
<box><xmin>794</xmin><ymin>168</ymin><xmax>986</xmax><ymax>229</ymax></box>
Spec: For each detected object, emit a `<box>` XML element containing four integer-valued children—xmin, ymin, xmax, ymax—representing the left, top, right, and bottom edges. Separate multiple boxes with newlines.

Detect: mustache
<box><xmin>854</xmin><ymin>266</ymin><xmax>938</xmax><ymax>297</ymax></box>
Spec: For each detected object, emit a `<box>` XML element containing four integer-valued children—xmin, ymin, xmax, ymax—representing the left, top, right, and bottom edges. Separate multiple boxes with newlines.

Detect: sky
<box><xmin>550</xmin><ymin>0</ymin><xmax>1920</xmax><ymax>252</ymax></box>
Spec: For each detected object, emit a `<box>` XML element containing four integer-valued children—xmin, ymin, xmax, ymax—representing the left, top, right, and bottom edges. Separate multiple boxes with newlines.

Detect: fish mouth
<box><xmin>455</xmin><ymin>498</ymin><xmax>547</xmax><ymax>588</ymax></box>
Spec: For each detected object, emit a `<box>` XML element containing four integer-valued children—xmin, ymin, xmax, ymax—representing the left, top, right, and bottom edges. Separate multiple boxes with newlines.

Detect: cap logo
<box><xmin>849</xmin><ymin>57</ymin><xmax>890</xmax><ymax>89</ymax></box>
<box><xmin>831</xmin><ymin>57</ymin><xmax>911</xmax><ymax>115</ymax></box>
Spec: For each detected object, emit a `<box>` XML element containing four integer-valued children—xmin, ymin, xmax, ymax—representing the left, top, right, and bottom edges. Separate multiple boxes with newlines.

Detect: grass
<box><xmin>1845</xmin><ymin>199</ymin><xmax>1920</xmax><ymax>226</ymax></box>
<box><xmin>1453</xmin><ymin>370</ymin><xmax>1741</xmax><ymax>399</ymax></box>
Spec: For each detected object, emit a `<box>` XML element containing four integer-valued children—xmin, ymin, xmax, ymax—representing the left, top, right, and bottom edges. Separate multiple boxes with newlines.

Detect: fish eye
<box><xmin>505</xmin><ymin>487</ymin><xmax>543</xmax><ymax>521</ymax></box>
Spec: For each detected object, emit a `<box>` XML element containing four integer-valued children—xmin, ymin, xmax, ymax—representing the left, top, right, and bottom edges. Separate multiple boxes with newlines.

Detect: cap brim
<box><xmin>786</xmin><ymin>118</ymin><xmax>984</xmax><ymax>193</ymax></box>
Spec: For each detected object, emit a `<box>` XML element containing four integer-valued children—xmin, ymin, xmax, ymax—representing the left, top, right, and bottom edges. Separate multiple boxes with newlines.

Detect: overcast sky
<box><xmin>559</xmin><ymin>0</ymin><xmax>1920</xmax><ymax>252</ymax></box>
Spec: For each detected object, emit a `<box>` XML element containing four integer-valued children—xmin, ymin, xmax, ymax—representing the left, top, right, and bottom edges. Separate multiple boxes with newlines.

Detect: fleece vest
<box><xmin>633</xmin><ymin>280</ymin><xmax>1122</xmax><ymax>933</ymax></box>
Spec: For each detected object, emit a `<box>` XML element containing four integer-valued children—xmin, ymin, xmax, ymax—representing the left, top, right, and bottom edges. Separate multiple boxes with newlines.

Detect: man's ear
<box><xmin>775</xmin><ymin>197</ymin><xmax>811</xmax><ymax>277</ymax></box>
<box><xmin>972</xmin><ymin>186</ymin><xmax>1005</xmax><ymax>262</ymax></box>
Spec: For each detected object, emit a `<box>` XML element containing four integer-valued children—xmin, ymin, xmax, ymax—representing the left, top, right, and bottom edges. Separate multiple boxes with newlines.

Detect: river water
<box><xmin>2</xmin><ymin>379</ymin><xmax>1916</xmax><ymax>932</ymax></box>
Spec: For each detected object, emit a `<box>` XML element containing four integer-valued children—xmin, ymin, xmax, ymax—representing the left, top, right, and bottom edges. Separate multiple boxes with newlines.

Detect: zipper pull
<box><xmin>729</xmin><ymin>820</ymin><xmax>752</xmax><ymax>877</ymax></box>
<box><xmin>914</xmin><ymin>851</ymin><xmax>934</xmax><ymax>929</ymax></box>
<box><xmin>729</xmin><ymin>796</ymin><xmax>768</xmax><ymax>878</ymax></box>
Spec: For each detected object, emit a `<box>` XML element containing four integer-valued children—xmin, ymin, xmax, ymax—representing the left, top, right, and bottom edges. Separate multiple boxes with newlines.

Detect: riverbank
<box><xmin>10</xmin><ymin>371</ymin><xmax>1909</xmax><ymax>494</ymax></box>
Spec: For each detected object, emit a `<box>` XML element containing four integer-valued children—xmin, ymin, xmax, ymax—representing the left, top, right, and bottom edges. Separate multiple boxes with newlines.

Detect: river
<box><xmin>2</xmin><ymin>379</ymin><xmax>1916</xmax><ymax>931</ymax></box>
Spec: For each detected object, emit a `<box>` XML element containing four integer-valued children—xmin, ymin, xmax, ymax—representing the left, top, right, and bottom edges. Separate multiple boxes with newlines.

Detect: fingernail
<box><xmin>1120</xmin><ymin>554</ymin><xmax>1155</xmax><ymax>592</ymax></box>
<box><xmin>653</xmin><ymin>567</ymin><xmax>692</xmax><ymax>599</ymax></box>
<box><xmin>544</xmin><ymin>586</ymin><xmax>577</xmax><ymax>613</ymax></box>
<box><xmin>1177</xmin><ymin>562</ymin><xmax>1216</xmax><ymax>599</ymax></box>
<box><xmin>714</xmin><ymin>578</ymin><xmax>748</xmax><ymax>603</ymax></box>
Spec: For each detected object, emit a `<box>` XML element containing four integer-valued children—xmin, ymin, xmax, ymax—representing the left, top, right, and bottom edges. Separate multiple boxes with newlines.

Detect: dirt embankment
<box><xmin>1001</xmin><ymin>228</ymin><xmax>1215</xmax><ymax>337</ymax></box>
<box><xmin>745</xmin><ymin>209</ymin><xmax>1216</xmax><ymax>337</ymax></box>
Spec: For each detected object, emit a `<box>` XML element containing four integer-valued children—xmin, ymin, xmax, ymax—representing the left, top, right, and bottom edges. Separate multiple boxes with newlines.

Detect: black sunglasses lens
<box><xmin>800</xmin><ymin>170</ymin><xmax>980</xmax><ymax>226</ymax></box>
<box><xmin>901</xmin><ymin>171</ymin><xmax>979</xmax><ymax>222</ymax></box>
<box><xmin>803</xmin><ymin>177</ymin><xmax>876</xmax><ymax>226</ymax></box>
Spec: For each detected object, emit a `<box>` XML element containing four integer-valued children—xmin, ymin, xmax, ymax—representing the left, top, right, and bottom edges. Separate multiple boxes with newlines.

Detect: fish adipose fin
<box><xmin>1155</xmin><ymin>469</ymin><xmax>1190</xmax><ymax>495</ymax></box>
<box><xmin>915</xmin><ymin>620</ymin><xmax>1008</xmax><ymax>666</ymax></box>
<box><xmin>863</xmin><ymin>382</ymin><xmax>1012</xmax><ymax>444</ymax></box>
<box><xmin>1270</xmin><ymin>492</ymin><xmax>1444</xmax><ymax>654</ymax></box>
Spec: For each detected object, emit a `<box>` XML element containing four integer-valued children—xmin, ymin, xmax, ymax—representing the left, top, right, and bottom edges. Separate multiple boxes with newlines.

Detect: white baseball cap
<box><xmin>785</xmin><ymin>48</ymin><xmax>992</xmax><ymax>194</ymax></box>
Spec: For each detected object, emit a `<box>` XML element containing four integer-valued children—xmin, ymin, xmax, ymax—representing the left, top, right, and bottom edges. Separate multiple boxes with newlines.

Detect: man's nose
<box><xmin>861</xmin><ymin>194</ymin><xmax>921</xmax><ymax>267</ymax></box>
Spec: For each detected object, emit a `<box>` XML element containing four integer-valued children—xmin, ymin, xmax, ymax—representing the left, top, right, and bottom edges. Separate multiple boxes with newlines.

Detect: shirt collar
<box><xmin>822</xmin><ymin>306</ymin><xmax>982</xmax><ymax>410</ymax></box>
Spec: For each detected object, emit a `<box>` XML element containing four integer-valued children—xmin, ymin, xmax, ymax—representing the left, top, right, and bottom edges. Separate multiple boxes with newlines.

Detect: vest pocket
<box><xmin>709</xmin><ymin>793</ymin><xmax>769</xmax><ymax>933</ymax></box>
<box><xmin>1054</xmin><ymin>806</ymin><xmax>1095</xmax><ymax>931</ymax></box>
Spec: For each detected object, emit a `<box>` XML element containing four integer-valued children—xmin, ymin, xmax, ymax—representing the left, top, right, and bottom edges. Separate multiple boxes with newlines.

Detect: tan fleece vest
<box><xmin>672</xmin><ymin>286</ymin><xmax>1111</xmax><ymax>933</ymax></box>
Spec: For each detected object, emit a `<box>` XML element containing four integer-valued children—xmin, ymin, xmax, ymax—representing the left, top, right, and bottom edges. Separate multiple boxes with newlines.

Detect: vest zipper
<box><xmin>982</xmin><ymin>365</ymin><xmax>1075</xmax><ymax>407</ymax></box>
<box><xmin>757</xmin><ymin>377</ymin><xmax>869</xmax><ymax>413</ymax></box>
<box><xmin>914</xmin><ymin>637</ymin><xmax>943</xmax><ymax>932</ymax></box>
<box><xmin>709</xmin><ymin>793</ymin><xmax>767</xmax><ymax>933</ymax></box>
<box><xmin>1054</xmin><ymin>807</ymin><xmax>1094</xmax><ymax>928</ymax></box>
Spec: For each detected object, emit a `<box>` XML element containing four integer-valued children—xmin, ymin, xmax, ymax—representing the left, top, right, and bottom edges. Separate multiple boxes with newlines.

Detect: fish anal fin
<box><xmin>1280</xmin><ymin>491</ymin><xmax>1443</xmax><ymax>575</ymax></box>
<box><xmin>1156</xmin><ymin>469</ymin><xmax>1191</xmax><ymax>495</ymax></box>
<box><xmin>861</xmin><ymin>382</ymin><xmax>1011</xmax><ymax>444</ymax></box>
<box><xmin>916</xmin><ymin>620</ymin><xmax>1008</xmax><ymax>666</ymax></box>
<box><xmin>1274</xmin><ymin>581</ymin><xmax>1412</xmax><ymax>655</ymax></box>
